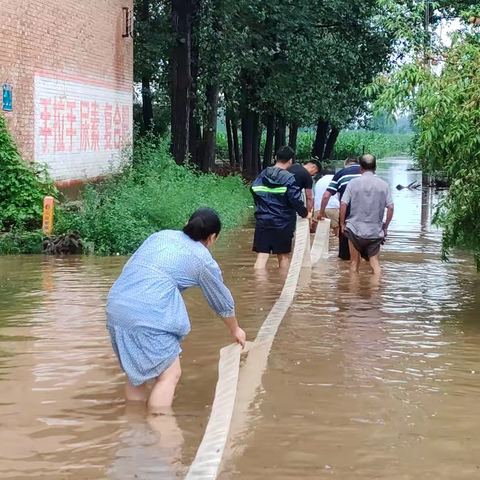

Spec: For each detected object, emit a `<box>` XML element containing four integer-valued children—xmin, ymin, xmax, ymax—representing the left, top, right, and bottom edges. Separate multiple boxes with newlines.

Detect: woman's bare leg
<box><xmin>148</xmin><ymin>357</ymin><xmax>182</xmax><ymax>412</ymax></box>
<box><xmin>254</xmin><ymin>253</ymin><xmax>270</xmax><ymax>269</ymax></box>
<box><xmin>125</xmin><ymin>379</ymin><xmax>148</xmax><ymax>402</ymax></box>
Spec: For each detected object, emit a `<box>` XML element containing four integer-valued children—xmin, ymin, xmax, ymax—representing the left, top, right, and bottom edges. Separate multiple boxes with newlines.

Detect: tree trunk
<box><xmin>140</xmin><ymin>0</ymin><xmax>153</xmax><ymax>133</ymax></box>
<box><xmin>141</xmin><ymin>77</ymin><xmax>153</xmax><ymax>133</ymax></box>
<box><xmin>226</xmin><ymin>114</ymin><xmax>234</xmax><ymax>168</ymax></box>
<box><xmin>171</xmin><ymin>0</ymin><xmax>192</xmax><ymax>165</ymax></box>
<box><xmin>263</xmin><ymin>114</ymin><xmax>275</xmax><ymax>169</ymax></box>
<box><xmin>232</xmin><ymin>119</ymin><xmax>241</xmax><ymax>168</ymax></box>
<box><xmin>252</xmin><ymin>112</ymin><xmax>260</xmax><ymax>176</ymax></box>
<box><xmin>323</xmin><ymin>127</ymin><xmax>340</xmax><ymax>161</ymax></box>
<box><xmin>242</xmin><ymin>110</ymin><xmax>254</xmax><ymax>176</ymax></box>
<box><xmin>201</xmin><ymin>84</ymin><xmax>220</xmax><ymax>173</ymax></box>
<box><xmin>274</xmin><ymin>115</ymin><xmax>287</xmax><ymax>154</ymax></box>
<box><xmin>312</xmin><ymin>118</ymin><xmax>329</xmax><ymax>160</ymax></box>
<box><xmin>257</xmin><ymin>126</ymin><xmax>263</xmax><ymax>174</ymax></box>
<box><xmin>189</xmin><ymin>7</ymin><xmax>200</xmax><ymax>166</ymax></box>
<box><xmin>289</xmin><ymin>122</ymin><xmax>299</xmax><ymax>152</ymax></box>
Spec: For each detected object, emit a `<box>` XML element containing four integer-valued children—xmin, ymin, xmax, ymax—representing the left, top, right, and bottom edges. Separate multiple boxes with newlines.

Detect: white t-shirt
<box><xmin>314</xmin><ymin>175</ymin><xmax>340</xmax><ymax>211</ymax></box>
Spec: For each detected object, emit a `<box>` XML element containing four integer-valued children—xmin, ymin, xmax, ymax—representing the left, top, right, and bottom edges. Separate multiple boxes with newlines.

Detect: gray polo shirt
<box><xmin>342</xmin><ymin>171</ymin><xmax>393</xmax><ymax>238</ymax></box>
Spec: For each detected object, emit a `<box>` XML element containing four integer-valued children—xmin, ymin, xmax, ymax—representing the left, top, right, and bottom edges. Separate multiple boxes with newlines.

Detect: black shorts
<box><xmin>344</xmin><ymin>228</ymin><xmax>384</xmax><ymax>260</ymax></box>
<box><xmin>253</xmin><ymin>226</ymin><xmax>294</xmax><ymax>254</ymax></box>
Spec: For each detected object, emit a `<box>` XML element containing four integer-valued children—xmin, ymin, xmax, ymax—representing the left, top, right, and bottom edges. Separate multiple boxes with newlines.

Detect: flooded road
<box><xmin>1</xmin><ymin>158</ymin><xmax>480</xmax><ymax>479</ymax></box>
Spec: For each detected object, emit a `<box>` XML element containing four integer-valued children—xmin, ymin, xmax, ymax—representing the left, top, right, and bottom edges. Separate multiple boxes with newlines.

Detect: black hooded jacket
<box><xmin>251</xmin><ymin>166</ymin><xmax>308</xmax><ymax>229</ymax></box>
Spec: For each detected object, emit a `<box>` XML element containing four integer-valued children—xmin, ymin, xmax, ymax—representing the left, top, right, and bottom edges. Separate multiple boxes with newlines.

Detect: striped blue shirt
<box><xmin>326</xmin><ymin>165</ymin><xmax>361</xmax><ymax>199</ymax></box>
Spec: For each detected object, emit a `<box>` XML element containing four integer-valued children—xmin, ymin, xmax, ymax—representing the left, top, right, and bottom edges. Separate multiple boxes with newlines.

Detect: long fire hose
<box><xmin>185</xmin><ymin>218</ymin><xmax>330</xmax><ymax>480</ymax></box>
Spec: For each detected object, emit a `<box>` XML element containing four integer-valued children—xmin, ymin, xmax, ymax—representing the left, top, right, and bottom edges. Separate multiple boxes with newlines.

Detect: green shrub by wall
<box><xmin>0</xmin><ymin>115</ymin><xmax>56</xmax><ymax>231</ymax></box>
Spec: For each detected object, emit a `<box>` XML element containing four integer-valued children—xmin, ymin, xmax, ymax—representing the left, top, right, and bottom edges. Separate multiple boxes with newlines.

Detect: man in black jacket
<box><xmin>251</xmin><ymin>146</ymin><xmax>311</xmax><ymax>270</ymax></box>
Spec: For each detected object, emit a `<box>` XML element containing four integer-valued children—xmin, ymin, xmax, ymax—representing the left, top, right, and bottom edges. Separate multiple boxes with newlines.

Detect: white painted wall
<box><xmin>34</xmin><ymin>72</ymin><xmax>132</xmax><ymax>182</ymax></box>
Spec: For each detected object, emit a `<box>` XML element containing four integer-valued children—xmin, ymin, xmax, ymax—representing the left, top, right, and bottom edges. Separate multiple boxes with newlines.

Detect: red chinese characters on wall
<box><xmin>38</xmin><ymin>99</ymin><xmax>132</xmax><ymax>154</ymax></box>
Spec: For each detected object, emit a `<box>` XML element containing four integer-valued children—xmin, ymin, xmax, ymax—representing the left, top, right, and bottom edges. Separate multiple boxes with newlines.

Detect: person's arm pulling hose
<box><xmin>222</xmin><ymin>316</ymin><xmax>246</xmax><ymax>348</ymax></box>
<box><xmin>318</xmin><ymin>191</ymin><xmax>333</xmax><ymax>220</ymax></box>
<box><xmin>305</xmin><ymin>188</ymin><xmax>314</xmax><ymax>214</ymax></box>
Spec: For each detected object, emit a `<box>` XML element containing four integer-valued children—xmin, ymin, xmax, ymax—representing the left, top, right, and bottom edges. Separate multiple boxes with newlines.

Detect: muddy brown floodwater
<box><xmin>1</xmin><ymin>158</ymin><xmax>480</xmax><ymax>479</ymax></box>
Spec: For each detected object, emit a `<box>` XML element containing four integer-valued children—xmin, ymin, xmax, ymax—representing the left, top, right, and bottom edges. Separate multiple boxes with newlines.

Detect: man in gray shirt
<box><xmin>340</xmin><ymin>154</ymin><xmax>394</xmax><ymax>275</ymax></box>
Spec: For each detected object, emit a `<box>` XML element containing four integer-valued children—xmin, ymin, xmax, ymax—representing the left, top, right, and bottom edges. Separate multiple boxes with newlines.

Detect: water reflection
<box><xmin>1</xmin><ymin>158</ymin><xmax>480</xmax><ymax>479</ymax></box>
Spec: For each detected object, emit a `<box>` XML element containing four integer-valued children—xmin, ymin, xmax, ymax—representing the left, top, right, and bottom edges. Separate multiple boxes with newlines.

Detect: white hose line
<box><xmin>185</xmin><ymin>217</ymin><xmax>328</xmax><ymax>480</ymax></box>
<box><xmin>184</xmin><ymin>343</ymin><xmax>241</xmax><ymax>479</ymax></box>
<box><xmin>311</xmin><ymin>218</ymin><xmax>331</xmax><ymax>264</ymax></box>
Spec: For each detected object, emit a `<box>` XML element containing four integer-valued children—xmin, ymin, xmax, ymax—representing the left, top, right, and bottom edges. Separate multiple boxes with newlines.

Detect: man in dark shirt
<box><xmin>289</xmin><ymin>160</ymin><xmax>321</xmax><ymax>213</ymax></box>
<box><xmin>318</xmin><ymin>157</ymin><xmax>361</xmax><ymax>260</ymax></box>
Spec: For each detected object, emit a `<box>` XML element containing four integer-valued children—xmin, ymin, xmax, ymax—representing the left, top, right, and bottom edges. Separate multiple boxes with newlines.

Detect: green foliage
<box><xmin>221</xmin><ymin>0</ymin><xmax>395</xmax><ymax>128</ymax></box>
<box><xmin>332</xmin><ymin>132</ymin><xmax>413</xmax><ymax>160</ymax></box>
<box><xmin>0</xmin><ymin>230</ymin><xmax>45</xmax><ymax>254</ymax></box>
<box><xmin>372</xmin><ymin>29</ymin><xmax>480</xmax><ymax>267</ymax></box>
<box><xmin>0</xmin><ymin>115</ymin><xmax>57</xmax><ymax>231</ymax></box>
<box><xmin>59</xmin><ymin>137</ymin><xmax>253</xmax><ymax>255</ymax></box>
<box><xmin>216</xmin><ymin>133</ymin><xmax>229</xmax><ymax>161</ymax></box>
<box><xmin>215</xmin><ymin>130</ymin><xmax>412</xmax><ymax>161</ymax></box>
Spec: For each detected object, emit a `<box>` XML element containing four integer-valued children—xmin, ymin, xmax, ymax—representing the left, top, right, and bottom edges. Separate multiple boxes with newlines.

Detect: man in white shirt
<box><xmin>314</xmin><ymin>167</ymin><xmax>340</xmax><ymax>236</ymax></box>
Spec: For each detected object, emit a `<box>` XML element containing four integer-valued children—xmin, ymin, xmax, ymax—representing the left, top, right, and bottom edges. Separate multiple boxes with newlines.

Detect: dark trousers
<box><xmin>338</xmin><ymin>231</ymin><xmax>350</xmax><ymax>260</ymax></box>
<box><xmin>339</xmin><ymin>204</ymin><xmax>351</xmax><ymax>260</ymax></box>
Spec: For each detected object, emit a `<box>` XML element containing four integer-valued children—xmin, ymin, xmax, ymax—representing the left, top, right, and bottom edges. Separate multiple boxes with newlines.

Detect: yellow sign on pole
<box><xmin>42</xmin><ymin>196</ymin><xmax>54</xmax><ymax>235</ymax></box>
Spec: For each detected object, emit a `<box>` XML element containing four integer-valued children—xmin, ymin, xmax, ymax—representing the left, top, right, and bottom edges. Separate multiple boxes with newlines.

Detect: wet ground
<box><xmin>1</xmin><ymin>158</ymin><xmax>480</xmax><ymax>479</ymax></box>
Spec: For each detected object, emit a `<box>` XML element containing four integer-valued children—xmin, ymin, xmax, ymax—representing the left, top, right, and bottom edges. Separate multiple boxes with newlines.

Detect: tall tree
<box><xmin>288</xmin><ymin>122</ymin><xmax>299</xmax><ymax>152</ymax></box>
<box><xmin>263</xmin><ymin>114</ymin><xmax>275</xmax><ymax>169</ymax></box>
<box><xmin>133</xmin><ymin>0</ymin><xmax>170</xmax><ymax>135</ymax></box>
<box><xmin>171</xmin><ymin>0</ymin><xmax>193</xmax><ymax>165</ymax></box>
<box><xmin>189</xmin><ymin>6</ymin><xmax>202</xmax><ymax>166</ymax></box>
<box><xmin>371</xmin><ymin>4</ymin><xmax>480</xmax><ymax>267</ymax></box>
<box><xmin>312</xmin><ymin>119</ymin><xmax>329</xmax><ymax>160</ymax></box>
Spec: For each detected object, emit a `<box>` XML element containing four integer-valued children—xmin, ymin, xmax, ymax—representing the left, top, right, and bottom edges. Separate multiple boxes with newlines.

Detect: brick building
<box><xmin>0</xmin><ymin>0</ymin><xmax>133</xmax><ymax>185</ymax></box>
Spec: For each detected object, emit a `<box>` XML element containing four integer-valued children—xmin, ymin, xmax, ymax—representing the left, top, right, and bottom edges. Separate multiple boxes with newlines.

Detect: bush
<box><xmin>0</xmin><ymin>115</ymin><xmax>57</xmax><ymax>231</ymax></box>
<box><xmin>0</xmin><ymin>230</ymin><xmax>45</xmax><ymax>254</ymax></box>
<box><xmin>59</xmin><ymin>136</ymin><xmax>253</xmax><ymax>255</ymax></box>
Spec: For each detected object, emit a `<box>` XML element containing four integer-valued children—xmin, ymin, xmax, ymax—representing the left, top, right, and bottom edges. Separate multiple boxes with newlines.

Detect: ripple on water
<box><xmin>2</xmin><ymin>159</ymin><xmax>480</xmax><ymax>479</ymax></box>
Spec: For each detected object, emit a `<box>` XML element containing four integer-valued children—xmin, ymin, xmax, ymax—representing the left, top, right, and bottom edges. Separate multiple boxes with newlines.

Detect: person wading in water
<box><xmin>251</xmin><ymin>146</ymin><xmax>311</xmax><ymax>270</ymax></box>
<box><xmin>340</xmin><ymin>154</ymin><xmax>394</xmax><ymax>275</ymax></box>
<box><xmin>106</xmin><ymin>208</ymin><xmax>246</xmax><ymax>412</ymax></box>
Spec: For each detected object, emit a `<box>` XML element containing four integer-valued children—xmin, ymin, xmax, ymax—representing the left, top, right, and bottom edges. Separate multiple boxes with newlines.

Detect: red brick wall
<box><xmin>0</xmin><ymin>0</ymin><xmax>133</xmax><ymax>182</ymax></box>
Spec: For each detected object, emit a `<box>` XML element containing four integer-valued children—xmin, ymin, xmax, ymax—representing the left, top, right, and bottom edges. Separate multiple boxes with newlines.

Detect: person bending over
<box><xmin>313</xmin><ymin>167</ymin><xmax>340</xmax><ymax>236</ymax></box>
<box><xmin>289</xmin><ymin>160</ymin><xmax>321</xmax><ymax>213</ymax></box>
<box><xmin>317</xmin><ymin>157</ymin><xmax>361</xmax><ymax>259</ymax></box>
<box><xmin>106</xmin><ymin>208</ymin><xmax>246</xmax><ymax>412</ymax></box>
